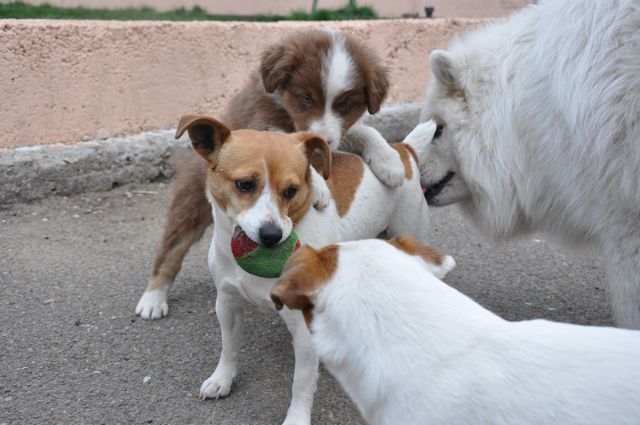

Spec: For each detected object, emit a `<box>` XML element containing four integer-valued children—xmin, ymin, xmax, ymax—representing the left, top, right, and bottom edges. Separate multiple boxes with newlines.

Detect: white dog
<box><xmin>410</xmin><ymin>0</ymin><xmax>640</xmax><ymax>328</ymax></box>
<box><xmin>272</xmin><ymin>237</ymin><xmax>640</xmax><ymax>425</ymax></box>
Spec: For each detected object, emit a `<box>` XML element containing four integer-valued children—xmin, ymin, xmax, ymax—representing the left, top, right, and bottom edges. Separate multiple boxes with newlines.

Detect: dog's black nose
<box><xmin>259</xmin><ymin>223</ymin><xmax>283</xmax><ymax>247</ymax></box>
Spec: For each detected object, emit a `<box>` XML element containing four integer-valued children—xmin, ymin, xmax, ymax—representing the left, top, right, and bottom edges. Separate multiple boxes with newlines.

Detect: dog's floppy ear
<box><xmin>175</xmin><ymin>115</ymin><xmax>231</xmax><ymax>166</ymax></box>
<box><xmin>270</xmin><ymin>244</ymin><xmax>338</xmax><ymax>325</ymax></box>
<box><xmin>298</xmin><ymin>133</ymin><xmax>332</xmax><ymax>180</ymax></box>
<box><xmin>260</xmin><ymin>44</ymin><xmax>296</xmax><ymax>93</ymax></box>
<box><xmin>429</xmin><ymin>50</ymin><xmax>462</xmax><ymax>96</ymax></box>
<box><xmin>270</xmin><ymin>246</ymin><xmax>320</xmax><ymax>321</ymax></box>
<box><xmin>363</xmin><ymin>60</ymin><xmax>390</xmax><ymax>114</ymax></box>
<box><xmin>270</xmin><ymin>269</ymin><xmax>313</xmax><ymax>313</ymax></box>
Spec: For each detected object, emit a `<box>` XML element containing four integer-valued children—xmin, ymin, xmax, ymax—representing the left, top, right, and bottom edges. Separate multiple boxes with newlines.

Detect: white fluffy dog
<box><xmin>272</xmin><ymin>238</ymin><xmax>640</xmax><ymax>425</ymax></box>
<box><xmin>411</xmin><ymin>0</ymin><xmax>640</xmax><ymax>328</ymax></box>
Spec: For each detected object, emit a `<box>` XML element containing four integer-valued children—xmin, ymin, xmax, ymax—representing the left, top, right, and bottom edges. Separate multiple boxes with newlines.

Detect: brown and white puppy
<box><xmin>175</xmin><ymin>115</ymin><xmax>430</xmax><ymax>424</ymax></box>
<box><xmin>272</xmin><ymin>238</ymin><xmax>640</xmax><ymax>425</ymax></box>
<box><xmin>136</xmin><ymin>29</ymin><xmax>405</xmax><ymax>319</ymax></box>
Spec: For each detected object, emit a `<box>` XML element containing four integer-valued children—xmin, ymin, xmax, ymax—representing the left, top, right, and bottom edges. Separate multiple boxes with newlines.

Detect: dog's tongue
<box><xmin>422</xmin><ymin>186</ymin><xmax>429</xmax><ymax>194</ymax></box>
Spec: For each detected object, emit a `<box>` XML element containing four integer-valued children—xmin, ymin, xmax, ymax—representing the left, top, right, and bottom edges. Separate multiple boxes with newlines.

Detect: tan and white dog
<box><xmin>272</xmin><ymin>237</ymin><xmax>640</xmax><ymax>425</ymax></box>
<box><xmin>176</xmin><ymin>115</ymin><xmax>430</xmax><ymax>425</ymax></box>
<box><xmin>136</xmin><ymin>29</ymin><xmax>405</xmax><ymax>320</ymax></box>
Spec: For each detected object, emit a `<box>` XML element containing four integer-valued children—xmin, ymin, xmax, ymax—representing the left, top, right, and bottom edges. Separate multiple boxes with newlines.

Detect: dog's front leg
<box><xmin>344</xmin><ymin>122</ymin><xmax>404</xmax><ymax>187</ymax></box>
<box><xmin>279</xmin><ymin>309</ymin><xmax>319</xmax><ymax>425</ymax></box>
<box><xmin>200</xmin><ymin>287</ymin><xmax>245</xmax><ymax>400</ymax></box>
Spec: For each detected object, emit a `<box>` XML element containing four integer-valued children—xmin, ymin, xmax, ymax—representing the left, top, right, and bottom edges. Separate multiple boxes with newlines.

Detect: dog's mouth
<box><xmin>423</xmin><ymin>172</ymin><xmax>456</xmax><ymax>205</ymax></box>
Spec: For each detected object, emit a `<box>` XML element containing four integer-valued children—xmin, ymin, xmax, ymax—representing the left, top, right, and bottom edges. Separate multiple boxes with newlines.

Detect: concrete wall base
<box><xmin>0</xmin><ymin>102</ymin><xmax>422</xmax><ymax>206</ymax></box>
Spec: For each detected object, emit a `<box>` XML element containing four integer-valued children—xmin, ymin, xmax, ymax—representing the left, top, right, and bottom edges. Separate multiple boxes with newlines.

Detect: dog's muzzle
<box><xmin>424</xmin><ymin>171</ymin><xmax>456</xmax><ymax>205</ymax></box>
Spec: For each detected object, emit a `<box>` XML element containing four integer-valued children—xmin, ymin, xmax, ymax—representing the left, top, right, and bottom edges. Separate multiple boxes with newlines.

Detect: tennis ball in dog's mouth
<box><xmin>231</xmin><ymin>226</ymin><xmax>301</xmax><ymax>278</ymax></box>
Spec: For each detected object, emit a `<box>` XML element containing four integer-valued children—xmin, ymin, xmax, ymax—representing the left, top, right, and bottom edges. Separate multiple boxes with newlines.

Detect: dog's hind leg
<box><xmin>136</xmin><ymin>152</ymin><xmax>212</xmax><ymax>319</ymax></box>
<box><xmin>603</xmin><ymin>228</ymin><xmax>640</xmax><ymax>330</ymax></box>
<box><xmin>279</xmin><ymin>309</ymin><xmax>319</xmax><ymax>425</ymax></box>
<box><xmin>386</xmin><ymin>194</ymin><xmax>431</xmax><ymax>244</ymax></box>
<box><xmin>200</xmin><ymin>287</ymin><xmax>245</xmax><ymax>400</ymax></box>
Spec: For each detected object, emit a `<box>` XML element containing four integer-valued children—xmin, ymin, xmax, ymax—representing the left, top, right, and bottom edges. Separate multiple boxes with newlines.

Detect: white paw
<box><xmin>282</xmin><ymin>419</ymin><xmax>311</xmax><ymax>425</ymax></box>
<box><xmin>403</xmin><ymin>120</ymin><xmax>437</xmax><ymax>147</ymax></box>
<box><xmin>364</xmin><ymin>144</ymin><xmax>405</xmax><ymax>187</ymax></box>
<box><xmin>310</xmin><ymin>168</ymin><xmax>331</xmax><ymax>210</ymax></box>
<box><xmin>135</xmin><ymin>287</ymin><xmax>169</xmax><ymax>320</ymax></box>
<box><xmin>200</xmin><ymin>372</ymin><xmax>233</xmax><ymax>400</ymax></box>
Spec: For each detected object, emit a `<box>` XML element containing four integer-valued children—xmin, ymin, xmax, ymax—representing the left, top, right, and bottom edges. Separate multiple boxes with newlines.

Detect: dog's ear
<box><xmin>270</xmin><ymin>273</ymin><xmax>313</xmax><ymax>312</ymax></box>
<box><xmin>270</xmin><ymin>246</ymin><xmax>319</xmax><ymax>317</ymax></box>
<box><xmin>175</xmin><ymin>115</ymin><xmax>231</xmax><ymax>166</ymax></box>
<box><xmin>298</xmin><ymin>133</ymin><xmax>332</xmax><ymax>180</ymax></box>
<box><xmin>363</xmin><ymin>60</ymin><xmax>390</xmax><ymax>114</ymax></box>
<box><xmin>429</xmin><ymin>50</ymin><xmax>463</xmax><ymax>96</ymax></box>
<box><xmin>270</xmin><ymin>244</ymin><xmax>338</xmax><ymax>325</ymax></box>
<box><xmin>260</xmin><ymin>44</ymin><xmax>297</xmax><ymax>93</ymax></box>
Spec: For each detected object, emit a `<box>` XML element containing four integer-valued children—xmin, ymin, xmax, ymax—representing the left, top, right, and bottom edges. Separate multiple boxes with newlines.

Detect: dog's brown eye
<box><xmin>299</xmin><ymin>95</ymin><xmax>313</xmax><ymax>110</ymax></box>
<box><xmin>235</xmin><ymin>180</ymin><xmax>256</xmax><ymax>193</ymax></box>
<box><xmin>282</xmin><ymin>186</ymin><xmax>298</xmax><ymax>199</ymax></box>
<box><xmin>434</xmin><ymin>124</ymin><xmax>444</xmax><ymax>139</ymax></box>
<box><xmin>336</xmin><ymin>100</ymin><xmax>351</xmax><ymax>114</ymax></box>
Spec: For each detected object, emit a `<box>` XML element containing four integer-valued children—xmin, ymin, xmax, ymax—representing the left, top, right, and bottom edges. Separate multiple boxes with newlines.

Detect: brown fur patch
<box><xmin>390</xmin><ymin>143</ymin><xmax>418</xmax><ymax>180</ymax></box>
<box><xmin>145</xmin><ymin>151</ymin><xmax>213</xmax><ymax>292</ymax></box>
<box><xmin>327</xmin><ymin>152</ymin><xmax>365</xmax><ymax>217</ymax></box>
<box><xmin>271</xmin><ymin>244</ymin><xmax>339</xmax><ymax>326</ymax></box>
<box><xmin>387</xmin><ymin>236</ymin><xmax>445</xmax><ymax>266</ymax></box>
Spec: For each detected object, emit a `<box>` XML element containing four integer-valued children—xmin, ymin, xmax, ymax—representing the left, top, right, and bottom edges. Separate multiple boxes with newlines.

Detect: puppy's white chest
<box><xmin>208</xmin><ymin>239</ymin><xmax>276</xmax><ymax>312</ymax></box>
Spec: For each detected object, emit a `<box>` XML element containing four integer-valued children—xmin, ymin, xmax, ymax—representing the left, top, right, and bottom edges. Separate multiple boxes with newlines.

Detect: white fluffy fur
<box><xmin>414</xmin><ymin>0</ymin><xmax>640</xmax><ymax>328</ymax></box>
<box><xmin>309</xmin><ymin>33</ymin><xmax>354</xmax><ymax>149</ymax></box>
<box><xmin>308</xmin><ymin>239</ymin><xmax>640</xmax><ymax>425</ymax></box>
<box><xmin>202</xmin><ymin>147</ymin><xmax>430</xmax><ymax>424</ymax></box>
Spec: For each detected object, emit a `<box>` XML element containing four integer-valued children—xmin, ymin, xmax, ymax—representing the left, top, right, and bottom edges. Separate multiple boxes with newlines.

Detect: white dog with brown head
<box><xmin>272</xmin><ymin>237</ymin><xmax>640</xmax><ymax>425</ymax></box>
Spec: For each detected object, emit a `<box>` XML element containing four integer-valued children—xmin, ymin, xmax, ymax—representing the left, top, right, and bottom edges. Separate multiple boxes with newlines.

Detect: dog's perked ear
<box><xmin>175</xmin><ymin>115</ymin><xmax>231</xmax><ymax>166</ymax></box>
<box><xmin>297</xmin><ymin>133</ymin><xmax>332</xmax><ymax>180</ymax></box>
<box><xmin>429</xmin><ymin>50</ymin><xmax>463</xmax><ymax>96</ymax></box>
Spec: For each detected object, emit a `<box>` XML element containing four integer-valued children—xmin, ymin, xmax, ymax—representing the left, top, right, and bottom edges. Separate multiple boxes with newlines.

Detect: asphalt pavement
<box><xmin>0</xmin><ymin>182</ymin><xmax>612</xmax><ymax>424</ymax></box>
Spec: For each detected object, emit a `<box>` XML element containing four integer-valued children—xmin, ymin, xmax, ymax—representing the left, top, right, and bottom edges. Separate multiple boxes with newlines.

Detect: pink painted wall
<box><xmin>0</xmin><ymin>19</ymin><xmax>487</xmax><ymax>149</ymax></box>
<box><xmin>17</xmin><ymin>0</ymin><xmax>533</xmax><ymax>18</ymax></box>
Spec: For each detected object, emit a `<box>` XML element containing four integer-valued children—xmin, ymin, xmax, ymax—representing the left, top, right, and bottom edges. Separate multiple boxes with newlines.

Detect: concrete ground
<box><xmin>0</xmin><ymin>182</ymin><xmax>612</xmax><ymax>425</ymax></box>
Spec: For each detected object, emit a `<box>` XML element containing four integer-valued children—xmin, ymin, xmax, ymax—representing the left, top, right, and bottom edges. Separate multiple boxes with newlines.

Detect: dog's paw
<box><xmin>200</xmin><ymin>372</ymin><xmax>233</xmax><ymax>400</ymax></box>
<box><xmin>364</xmin><ymin>145</ymin><xmax>405</xmax><ymax>187</ymax></box>
<box><xmin>135</xmin><ymin>288</ymin><xmax>169</xmax><ymax>320</ymax></box>
<box><xmin>310</xmin><ymin>168</ymin><xmax>331</xmax><ymax>210</ymax></box>
<box><xmin>281</xmin><ymin>413</ymin><xmax>311</xmax><ymax>425</ymax></box>
<box><xmin>282</xmin><ymin>419</ymin><xmax>311</xmax><ymax>425</ymax></box>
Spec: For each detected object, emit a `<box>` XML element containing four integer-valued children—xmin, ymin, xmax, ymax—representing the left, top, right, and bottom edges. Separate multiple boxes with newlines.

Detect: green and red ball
<box><xmin>231</xmin><ymin>226</ymin><xmax>301</xmax><ymax>278</ymax></box>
